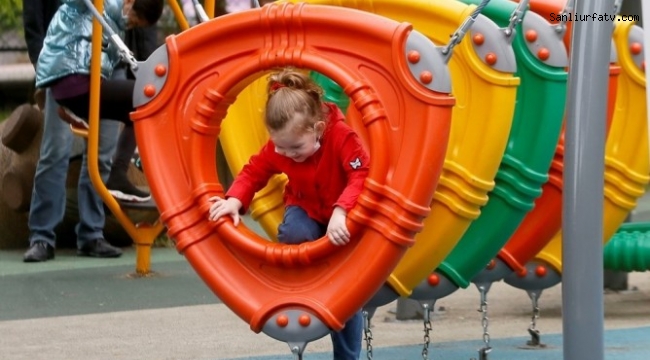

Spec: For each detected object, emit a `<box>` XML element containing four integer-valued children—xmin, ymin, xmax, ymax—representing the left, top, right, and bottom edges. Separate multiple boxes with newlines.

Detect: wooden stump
<box><xmin>0</xmin><ymin>104</ymin><xmax>43</xmax><ymax>249</ymax></box>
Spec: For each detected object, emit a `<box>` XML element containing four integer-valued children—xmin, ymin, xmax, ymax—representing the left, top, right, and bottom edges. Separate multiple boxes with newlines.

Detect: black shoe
<box><xmin>23</xmin><ymin>241</ymin><xmax>55</xmax><ymax>262</ymax></box>
<box><xmin>106</xmin><ymin>173</ymin><xmax>151</xmax><ymax>202</ymax></box>
<box><xmin>77</xmin><ymin>239</ymin><xmax>123</xmax><ymax>258</ymax></box>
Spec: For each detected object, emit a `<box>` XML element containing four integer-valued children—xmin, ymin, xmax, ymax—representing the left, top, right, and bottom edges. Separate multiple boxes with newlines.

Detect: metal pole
<box><xmin>562</xmin><ymin>0</ymin><xmax>614</xmax><ymax>359</ymax></box>
<box><xmin>642</xmin><ymin>2</ymin><xmax>650</xmax><ymax>164</ymax></box>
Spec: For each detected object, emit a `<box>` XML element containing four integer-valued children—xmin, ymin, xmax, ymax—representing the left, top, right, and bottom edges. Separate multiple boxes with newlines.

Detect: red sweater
<box><xmin>226</xmin><ymin>103</ymin><xmax>370</xmax><ymax>224</ymax></box>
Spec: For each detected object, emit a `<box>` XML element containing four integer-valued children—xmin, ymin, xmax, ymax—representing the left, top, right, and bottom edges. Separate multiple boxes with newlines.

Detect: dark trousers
<box><xmin>57</xmin><ymin>78</ymin><xmax>137</xmax><ymax>175</ymax></box>
<box><xmin>57</xmin><ymin>78</ymin><xmax>135</xmax><ymax>126</ymax></box>
<box><xmin>278</xmin><ymin>206</ymin><xmax>363</xmax><ymax>360</ymax></box>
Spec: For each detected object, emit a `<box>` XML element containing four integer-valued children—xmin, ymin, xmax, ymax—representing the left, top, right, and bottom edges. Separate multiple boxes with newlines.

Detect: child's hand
<box><xmin>208</xmin><ymin>196</ymin><xmax>243</xmax><ymax>226</ymax></box>
<box><xmin>327</xmin><ymin>207</ymin><xmax>351</xmax><ymax>246</ymax></box>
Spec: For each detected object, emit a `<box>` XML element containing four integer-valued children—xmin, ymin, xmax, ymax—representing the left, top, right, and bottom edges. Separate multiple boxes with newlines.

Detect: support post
<box><xmin>562</xmin><ymin>1</ymin><xmax>614</xmax><ymax>359</ymax></box>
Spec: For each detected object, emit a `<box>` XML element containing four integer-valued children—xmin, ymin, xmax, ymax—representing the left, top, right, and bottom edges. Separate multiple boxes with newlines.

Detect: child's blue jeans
<box><xmin>277</xmin><ymin>205</ymin><xmax>363</xmax><ymax>360</ymax></box>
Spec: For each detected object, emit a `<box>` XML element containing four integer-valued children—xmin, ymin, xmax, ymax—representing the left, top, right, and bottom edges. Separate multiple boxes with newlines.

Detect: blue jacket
<box><xmin>35</xmin><ymin>0</ymin><xmax>126</xmax><ymax>88</ymax></box>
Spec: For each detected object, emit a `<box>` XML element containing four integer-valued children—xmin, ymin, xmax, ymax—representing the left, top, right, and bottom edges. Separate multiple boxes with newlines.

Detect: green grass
<box><xmin>0</xmin><ymin>107</ymin><xmax>12</xmax><ymax>122</ymax></box>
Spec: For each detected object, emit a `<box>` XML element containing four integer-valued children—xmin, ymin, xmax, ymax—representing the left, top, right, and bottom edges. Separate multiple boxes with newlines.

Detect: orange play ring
<box><xmin>130</xmin><ymin>3</ymin><xmax>454</xmax><ymax>343</ymax></box>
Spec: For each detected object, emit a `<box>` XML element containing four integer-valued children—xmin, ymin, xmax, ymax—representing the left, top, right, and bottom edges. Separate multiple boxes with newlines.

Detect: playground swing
<box><xmin>496</xmin><ymin>0</ymin><xmax>609</xmax><ymax>347</ymax></box>
<box><xmin>532</xmin><ymin>21</ymin><xmax>649</xmax><ymax>282</ymax></box>
<box><xmin>412</xmin><ymin>0</ymin><xmax>564</xmax><ymax>354</ymax></box>
<box><xmin>504</xmin><ymin>5</ymin><xmax>649</xmax><ymax>349</ymax></box>
<box><xmin>131</xmin><ymin>2</ymin><xmax>455</xmax><ymax>358</ymax></box>
<box><xmin>433</xmin><ymin>0</ymin><xmax>566</xmax><ymax>356</ymax></box>
<box><xmin>219</xmin><ymin>0</ymin><xmax>519</xmax><ymax>357</ymax></box>
<box><xmin>473</xmin><ymin>0</ymin><xmax>624</xmax><ymax>348</ymax></box>
<box><xmin>340</xmin><ymin>3</ymin><xmax>566</xmax><ymax>358</ymax></box>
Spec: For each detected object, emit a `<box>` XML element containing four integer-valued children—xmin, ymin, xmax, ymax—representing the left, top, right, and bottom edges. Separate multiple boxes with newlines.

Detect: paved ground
<box><xmin>2</xmin><ymin>193</ymin><xmax>649</xmax><ymax>360</ymax></box>
<box><xmin>0</xmin><ymin>244</ymin><xmax>649</xmax><ymax>360</ymax></box>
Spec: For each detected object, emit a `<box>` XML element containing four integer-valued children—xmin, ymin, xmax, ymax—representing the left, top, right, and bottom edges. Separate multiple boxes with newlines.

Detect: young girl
<box><xmin>208</xmin><ymin>69</ymin><xmax>369</xmax><ymax>359</ymax></box>
<box><xmin>33</xmin><ymin>0</ymin><xmax>164</xmax><ymax>202</ymax></box>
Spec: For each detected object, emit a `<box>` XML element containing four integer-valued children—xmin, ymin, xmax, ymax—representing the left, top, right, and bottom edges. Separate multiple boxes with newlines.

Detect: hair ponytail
<box><xmin>265</xmin><ymin>68</ymin><xmax>325</xmax><ymax>132</ymax></box>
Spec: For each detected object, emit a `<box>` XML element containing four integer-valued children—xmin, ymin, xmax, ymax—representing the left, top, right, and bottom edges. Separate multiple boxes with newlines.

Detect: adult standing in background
<box><xmin>21</xmin><ymin>0</ymin><xmax>153</xmax><ymax>261</ymax></box>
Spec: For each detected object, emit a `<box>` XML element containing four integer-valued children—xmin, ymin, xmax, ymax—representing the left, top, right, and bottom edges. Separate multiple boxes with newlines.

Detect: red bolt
<box><xmin>298</xmin><ymin>314</ymin><xmax>311</xmax><ymax>327</ymax></box>
<box><xmin>535</xmin><ymin>265</ymin><xmax>547</xmax><ymax>278</ymax></box>
<box><xmin>538</xmin><ymin>47</ymin><xmax>550</xmax><ymax>61</ymax></box>
<box><xmin>485</xmin><ymin>52</ymin><xmax>497</xmax><ymax>65</ymax></box>
<box><xmin>155</xmin><ymin>64</ymin><xmax>167</xmax><ymax>77</ymax></box>
<box><xmin>525</xmin><ymin>30</ymin><xmax>538</xmax><ymax>43</ymax></box>
<box><xmin>473</xmin><ymin>33</ymin><xmax>485</xmax><ymax>46</ymax></box>
<box><xmin>407</xmin><ymin>50</ymin><xmax>421</xmax><ymax>64</ymax></box>
<box><xmin>420</xmin><ymin>71</ymin><xmax>433</xmax><ymax>84</ymax></box>
<box><xmin>143</xmin><ymin>84</ymin><xmax>156</xmax><ymax>97</ymax></box>
<box><xmin>427</xmin><ymin>273</ymin><xmax>440</xmax><ymax>286</ymax></box>
<box><xmin>276</xmin><ymin>314</ymin><xmax>289</xmax><ymax>327</ymax></box>
<box><xmin>486</xmin><ymin>259</ymin><xmax>496</xmax><ymax>270</ymax></box>
<box><xmin>630</xmin><ymin>42</ymin><xmax>642</xmax><ymax>55</ymax></box>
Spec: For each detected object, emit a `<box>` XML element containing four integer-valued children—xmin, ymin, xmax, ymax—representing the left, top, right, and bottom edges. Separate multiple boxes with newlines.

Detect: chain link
<box><xmin>555</xmin><ymin>0</ymin><xmax>575</xmax><ymax>34</ymax></box>
<box><xmin>529</xmin><ymin>299</ymin><xmax>539</xmax><ymax>333</ymax></box>
<box><xmin>477</xmin><ymin>286</ymin><xmax>491</xmax><ymax>356</ymax></box>
<box><xmin>504</xmin><ymin>0</ymin><xmax>529</xmax><ymax>37</ymax></box>
<box><xmin>421</xmin><ymin>303</ymin><xmax>432</xmax><ymax>360</ymax></box>
<box><xmin>290</xmin><ymin>345</ymin><xmax>302</xmax><ymax>360</ymax></box>
<box><xmin>527</xmin><ymin>291</ymin><xmax>541</xmax><ymax>346</ymax></box>
<box><xmin>191</xmin><ymin>0</ymin><xmax>210</xmax><ymax>23</ymax></box>
<box><xmin>362</xmin><ymin>310</ymin><xmax>373</xmax><ymax>360</ymax></box>
<box><xmin>80</xmin><ymin>0</ymin><xmax>139</xmax><ymax>72</ymax></box>
<box><xmin>441</xmin><ymin>0</ymin><xmax>491</xmax><ymax>58</ymax></box>
<box><xmin>478</xmin><ymin>287</ymin><xmax>490</xmax><ymax>348</ymax></box>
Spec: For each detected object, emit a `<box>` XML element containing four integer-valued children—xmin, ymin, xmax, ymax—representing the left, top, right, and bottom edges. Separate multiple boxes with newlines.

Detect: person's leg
<box><xmin>276</xmin><ymin>206</ymin><xmax>361</xmax><ymax>359</ymax></box>
<box><xmin>276</xmin><ymin>206</ymin><xmax>326</xmax><ymax>245</ymax></box>
<box><xmin>106</xmin><ymin>125</ymin><xmax>151</xmax><ymax>201</ymax></box>
<box><xmin>58</xmin><ymin>78</ymin><xmax>149</xmax><ymax>201</ymax></box>
<box><xmin>57</xmin><ymin>79</ymin><xmax>135</xmax><ymax>124</ymax></box>
<box><xmin>75</xmin><ymin>119</ymin><xmax>119</xmax><ymax>245</ymax></box>
<box><xmin>76</xmin><ymin>119</ymin><xmax>123</xmax><ymax>257</ymax></box>
<box><xmin>24</xmin><ymin>89</ymin><xmax>74</xmax><ymax>261</ymax></box>
<box><xmin>75</xmin><ymin>68</ymin><xmax>128</xmax><ymax>256</ymax></box>
<box><xmin>330</xmin><ymin>311</ymin><xmax>363</xmax><ymax>360</ymax></box>
<box><xmin>101</xmin><ymin>73</ymin><xmax>150</xmax><ymax>201</ymax></box>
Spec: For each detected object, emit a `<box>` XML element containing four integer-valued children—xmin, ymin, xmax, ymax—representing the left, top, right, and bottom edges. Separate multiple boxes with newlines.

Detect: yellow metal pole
<box><xmin>204</xmin><ymin>0</ymin><xmax>215</xmax><ymax>18</ymax></box>
<box><xmin>168</xmin><ymin>0</ymin><xmax>190</xmax><ymax>31</ymax></box>
<box><xmin>87</xmin><ymin>0</ymin><xmax>165</xmax><ymax>275</ymax></box>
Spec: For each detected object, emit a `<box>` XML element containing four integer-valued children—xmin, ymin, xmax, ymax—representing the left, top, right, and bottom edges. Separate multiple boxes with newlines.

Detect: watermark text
<box><xmin>549</xmin><ymin>12</ymin><xmax>640</xmax><ymax>22</ymax></box>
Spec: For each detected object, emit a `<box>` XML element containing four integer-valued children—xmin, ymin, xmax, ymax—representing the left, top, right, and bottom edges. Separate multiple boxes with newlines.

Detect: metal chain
<box><xmin>81</xmin><ymin>0</ymin><xmax>139</xmax><ymax>72</ymax></box>
<box><xmin>527</xmin><ymin>292</ymin><xmax>541</xmax><ymax>346</ymax></box>
<box><xmin>290</xmin><ymin>345</ymin><xmax>302</xmax><ymax>360</ymax></box>
<box><xmin>441</xmin><ymin>0</ymin><xmax>492</xmax><ymax>58</ymax></box>
<box><xmin>504</xmin><ymin>0</ymin><xmax>530</xmax><ymax>37</ymax></box>
<box><xmin>421</xmin><ymin>303</ymin><xmax>433</xmax><ymax>360</ymax></box>
<box><xmin>478</xmin><ymin>286</ymin><xmax>491</xmax><ymax>356</ymax></box>
<box><xmin>613</xmin><ymin>0</ymin><xmax>623</xmax><ymax>15</ymax></box>
<box><xmin>362</xmin><ymin>310</ymin><xmax>374</xmax><ymax>360</ymax></box>
<box><xmin>192</xmin><ymin>0</ymin><xmax>210</xmax><ymax>23</ymax></box>
<box><xmin>555</xmin><ymin>0</ymin><xmax>575</xmax><ymax>34</ymax></box>
<box><xmin>529</xmin><ymin>298</ymin><xmax>540</xmax><ymax>333</ymax></box>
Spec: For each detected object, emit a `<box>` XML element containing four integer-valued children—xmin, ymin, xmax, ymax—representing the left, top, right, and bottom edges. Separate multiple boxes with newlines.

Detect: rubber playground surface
<box><xmin>0</xmin><ymin>241</ymin><xmax>649</xmax><ymax>360</ymax></box>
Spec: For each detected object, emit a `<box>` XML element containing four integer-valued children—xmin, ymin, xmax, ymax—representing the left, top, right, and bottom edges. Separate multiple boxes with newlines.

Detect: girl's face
<box><xmin>270</xmin><ymin>114</ymin><xmax>324</xmax><ymax>163</ymax></box>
